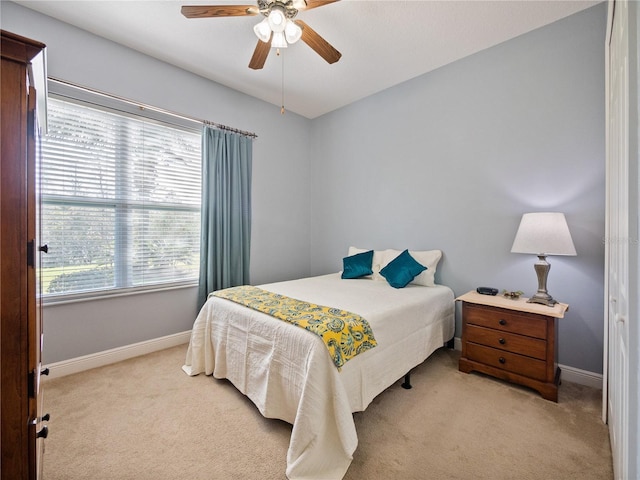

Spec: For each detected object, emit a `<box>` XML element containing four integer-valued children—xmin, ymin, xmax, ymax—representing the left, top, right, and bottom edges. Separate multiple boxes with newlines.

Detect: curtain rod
<box><xmin>48</xmin><ymin>77</ymin><xmax>258</xmax><ymax>139</ymax></box>
<box><xmin>202</xmin><ymin>120</ymin><xmax>257</xmax><ymax>139</ymax></box>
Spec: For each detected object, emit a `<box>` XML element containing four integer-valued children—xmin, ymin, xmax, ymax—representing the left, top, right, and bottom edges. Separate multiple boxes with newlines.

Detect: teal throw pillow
<box><xmin>380</xmin><ymin>249</ymin><xmax>427</xmax><ymax>288</ymax></box>
<box><xmin>341</xmin><ymin>250</ymin><xmax>374</xmax><ymax>279</ymax></box>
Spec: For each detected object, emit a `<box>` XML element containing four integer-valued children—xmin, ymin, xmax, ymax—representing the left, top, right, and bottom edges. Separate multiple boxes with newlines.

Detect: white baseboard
<box><xmin>452</xmin><ymin>336</ymin><xmax>602</xmax><ymax>390</ymax></box>
<box><xmin>45</xmin><ymin>331</ymin><xmax>191</xmax><ymax>379</ymax></box>
<box><xmin>557</xmin><ymin>364</ymin><xmax>603</xmax><ymax>390</ymax></box>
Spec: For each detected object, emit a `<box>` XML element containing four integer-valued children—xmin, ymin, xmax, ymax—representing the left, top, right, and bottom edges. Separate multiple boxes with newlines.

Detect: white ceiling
<box><xmin>14</xmin><ymin>0</ymin><xmax>599</xmax><ymax>118</ymax></box>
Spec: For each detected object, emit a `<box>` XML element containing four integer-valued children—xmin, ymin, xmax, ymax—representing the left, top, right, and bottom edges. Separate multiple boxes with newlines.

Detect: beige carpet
<box><xmin>41</xmin><ymin>345</ymin><xmax>612</xmax><ymax>480</ymax></box>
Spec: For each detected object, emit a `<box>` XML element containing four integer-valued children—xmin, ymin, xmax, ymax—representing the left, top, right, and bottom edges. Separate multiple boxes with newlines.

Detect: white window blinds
<box><xmin>41</xmin><ymin>92</ymin><xmax>201</xmax><ymax>299</ymax></box>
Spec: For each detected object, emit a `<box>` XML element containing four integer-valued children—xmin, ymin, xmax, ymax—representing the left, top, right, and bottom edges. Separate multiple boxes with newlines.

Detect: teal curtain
<box><xmin>198</xmin><ymin>126</ymin><xmax>252</xmax><ymax>308</ymax></box>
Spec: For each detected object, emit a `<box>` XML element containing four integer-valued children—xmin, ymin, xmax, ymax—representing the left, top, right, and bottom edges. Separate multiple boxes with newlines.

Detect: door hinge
<box><xmin>28</xmin><ymin>369</ymin><xmax>35</xmax><ymax>398</ymax></box>
<box><xmin>27</xmin><ymin>239</ymin><xmax>35</xmax><ymax>267</ymax></box>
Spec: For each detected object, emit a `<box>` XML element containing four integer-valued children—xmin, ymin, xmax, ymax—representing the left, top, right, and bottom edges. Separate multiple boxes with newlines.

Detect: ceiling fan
<box><xmin>181</xmin><ymin>0</ymin><xmax>342</xmax><ymax>70</ymax></box>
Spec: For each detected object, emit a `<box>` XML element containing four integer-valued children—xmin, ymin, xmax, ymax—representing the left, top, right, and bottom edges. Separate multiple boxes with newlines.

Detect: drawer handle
<box><xmin>499</xmin><ymin>357</ymin><xmax>506</xmax><ymax>364</ymax></box>
<box><xmin>499</xmin><ymin>338</ymin><xmax>506</xmax><ymax>345</ymax></box>
<box><xmin>499</xmin><ymin>319</ymin><xmax>507</xmax><ymax>326</ymax></box>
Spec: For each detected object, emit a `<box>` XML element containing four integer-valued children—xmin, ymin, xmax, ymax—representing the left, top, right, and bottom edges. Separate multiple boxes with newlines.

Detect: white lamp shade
<box><xmin>253</xmin><ymin>18</ymin><xmax>271</xmax><ymax>43</ymax></box>
<box><xmin>268</xmin><ymin>8</ymin><xmax>286</xmax><ymax>33</ymax></box>
<box><xmin>511</xmin><ymin>212</ymin><xmax>577</xmax><ymax>256</ymax></box>
<box><xmin>284</xmin><ymin>20</ymin><xmax>302</xmax><ymax>44</ymax></box>
<box><xmin>271</xmin><ymin>31</ymin><xmax>287</xmax><ymax>49</ymax></box>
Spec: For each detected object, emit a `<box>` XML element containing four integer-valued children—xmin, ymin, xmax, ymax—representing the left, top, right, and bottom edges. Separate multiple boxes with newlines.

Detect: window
<box><xmin>41</xmin><ymin>85</ymin><xmax>201</xmax><ymax>300</ymax></box>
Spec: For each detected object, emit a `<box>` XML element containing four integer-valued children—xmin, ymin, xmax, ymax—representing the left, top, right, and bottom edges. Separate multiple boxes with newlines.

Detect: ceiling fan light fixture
<box><xmin>181</xmin><ymin>0</ymin><xmax>342</xmax><ymax>70</ymax></box>
<box><xmin>253</xmin><ymin>18</ymin><xmax>271</xmax><ymax>43</ymax></box>
<box><xmin>272</xmin><ymin>31</ymin><xmax>288</xmax><ymax>48</ymax></box>
<box><xmin>284</xmin><ymin>20</ymin><xmax>302</xmax><ymax>44</ymax></box>
<box><xmin>267</xmin><ymin>7</ymin><xmax>287</xmax><ymax>33</ymax></box>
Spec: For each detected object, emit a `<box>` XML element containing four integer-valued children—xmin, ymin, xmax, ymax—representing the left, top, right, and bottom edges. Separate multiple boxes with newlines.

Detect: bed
<box><xmin>183</xmin><ymin>248</ymin><xmax>455</xmax><ymax>480</ymax></box>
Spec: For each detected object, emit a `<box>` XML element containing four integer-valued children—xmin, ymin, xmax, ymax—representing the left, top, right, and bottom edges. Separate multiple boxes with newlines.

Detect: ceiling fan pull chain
<box><xmin>281</xmin><ymin>49</ymin><xmax>286</xmax><ymax>115</ymax></box>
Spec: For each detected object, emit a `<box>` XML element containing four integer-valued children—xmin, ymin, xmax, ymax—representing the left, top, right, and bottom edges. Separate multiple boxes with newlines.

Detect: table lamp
<box><xmin>511</xmin><ymin>212</ymin><xmax>576</xmax><ymax>306</ymax></box>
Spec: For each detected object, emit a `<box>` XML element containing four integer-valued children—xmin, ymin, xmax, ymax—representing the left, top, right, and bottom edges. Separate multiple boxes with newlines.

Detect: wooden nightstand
<box><xmin>457</xmin><ymin>291</ymin><xmax>568</xmax><ymax>402</ymax></box>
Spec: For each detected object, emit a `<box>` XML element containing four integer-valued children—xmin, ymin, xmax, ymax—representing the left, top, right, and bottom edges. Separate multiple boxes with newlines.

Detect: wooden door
<box><xmin>27</xmin><ymin>83</ymin><xmax>48</xmax><ymax>480</ymax></box>
<box><xmin>605</xmin><ymin>2</ymin><xmax>630</xmax><ymax>479</ymax></box>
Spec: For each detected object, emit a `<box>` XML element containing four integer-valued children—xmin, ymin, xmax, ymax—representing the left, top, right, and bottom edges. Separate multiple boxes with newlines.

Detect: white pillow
<box><xmin>347</xmin><ymin>246</ymin><xmax>385</xmax><ymax>281</ymax></box>
<box><xmin>380</xmin><ymin>249</ymin><xmax>442</xmax><ymax>286</ymax></box>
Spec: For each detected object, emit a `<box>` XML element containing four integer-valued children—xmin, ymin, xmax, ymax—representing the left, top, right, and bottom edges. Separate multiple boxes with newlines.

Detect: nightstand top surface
<box><xmin>456</xmin><ymin>290</ymin><xmax>569</xmax><ymax>318</ymax></box>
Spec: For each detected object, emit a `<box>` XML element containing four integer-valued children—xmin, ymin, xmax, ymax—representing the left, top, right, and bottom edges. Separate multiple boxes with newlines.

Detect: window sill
<box><xmin>42</xmin><ymin>282</ymin><xmax>198</xmax><ymax>307</ymax></box>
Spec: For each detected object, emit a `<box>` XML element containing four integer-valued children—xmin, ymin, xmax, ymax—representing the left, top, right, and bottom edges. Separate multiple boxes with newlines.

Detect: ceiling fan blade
<box><xmin>294</xmin><ymin>20</ymin><xmax>342</xmax><ymax>64</ymax></box>
<box><xmin>181</xmin><ymin>5</ymin><xmax>259</xmax><ymax>18</ymax></box>
<box><xmin>249</xmin><ymin>37</ymin><xmax>272</xmax><ymax>70</ymax></box>
<box><xmin>297</xmin><ymin>0</ymin><xmax>340</xmax><ymax>11</ymax></box>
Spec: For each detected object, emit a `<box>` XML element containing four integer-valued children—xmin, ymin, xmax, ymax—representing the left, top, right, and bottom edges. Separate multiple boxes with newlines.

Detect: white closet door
<box><xmin>606</xmin><ymin>1</ymin><xmax>630</xmax><ymax>479</ymax></box>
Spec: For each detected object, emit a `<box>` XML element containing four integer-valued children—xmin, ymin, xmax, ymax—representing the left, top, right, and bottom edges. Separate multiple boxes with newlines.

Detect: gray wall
<box><xmin>1</xmin><ymin>2</ymin><xmax>314</xmax><ymax>363</ymax></box>
<box><xmin>309</xmin><ymin>4</ymin><xmax>607</xmax><ymax>374</ymax></box>
<box><xmin>1</xmin><ymin>2</ymin><xmax>608</xmax><ymax>375</ymax></box>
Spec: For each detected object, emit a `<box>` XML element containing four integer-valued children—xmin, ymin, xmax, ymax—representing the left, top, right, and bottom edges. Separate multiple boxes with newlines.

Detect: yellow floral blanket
<box><xmin>213</xmin><ymin>285</ymin><xmax>377</xmax><ymax>369</ymax></box>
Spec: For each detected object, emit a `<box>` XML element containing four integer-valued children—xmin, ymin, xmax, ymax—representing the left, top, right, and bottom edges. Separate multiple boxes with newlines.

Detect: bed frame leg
<box><xmin>401</xmin><ymin>373</ymin><xmax>412</xmax><ymax>389</ymax></box>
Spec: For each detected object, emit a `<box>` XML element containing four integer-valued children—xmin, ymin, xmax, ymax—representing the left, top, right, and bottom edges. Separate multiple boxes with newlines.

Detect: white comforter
<box><xmin>183</xmin><ymin>273</ymin><xmax>454</xmax><ymax>479</ymax></box>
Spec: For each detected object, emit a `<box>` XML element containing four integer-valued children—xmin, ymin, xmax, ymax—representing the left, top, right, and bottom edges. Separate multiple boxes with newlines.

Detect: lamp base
<box><xmin>527</xmin><ymin>292</ymin><xmax>558</xmax><ymax>307</ymax></box>
<box><xmin>526</xmin><ymin>255</ymin><xmax>558</xmax><ymax>307</ymax></box>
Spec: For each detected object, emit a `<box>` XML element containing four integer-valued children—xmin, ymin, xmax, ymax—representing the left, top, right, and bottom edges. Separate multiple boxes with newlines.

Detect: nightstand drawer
<box><xmin>465</xmin><ymin>304</ymin><xmax>547</xmax><ymax>339</ymax></box>
<box><xmin>465</xmin><ymin>324</ymin><xmax>547</xmax><ymax>360</ymax></box>
<box><xmin>466</xmin><ymin>342</ymin><xmax>547</xmax><ymax>381</ymax></box>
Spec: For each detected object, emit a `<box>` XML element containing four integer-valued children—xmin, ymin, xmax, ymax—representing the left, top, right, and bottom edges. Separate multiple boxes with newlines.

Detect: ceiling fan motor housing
<box><xmin>258</xmin><ymin>0</ymin><xmax>300</xmax><ymax>19</ymax></box>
